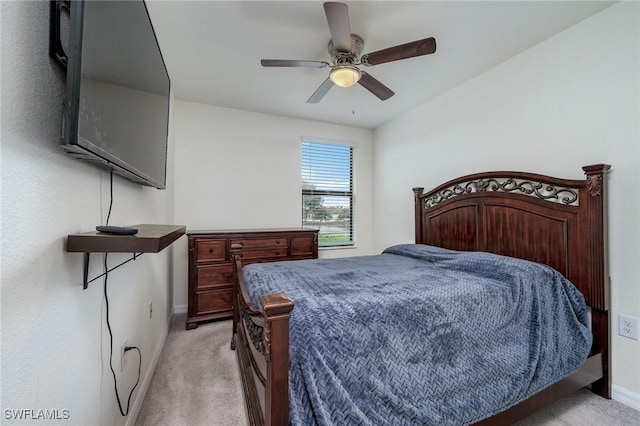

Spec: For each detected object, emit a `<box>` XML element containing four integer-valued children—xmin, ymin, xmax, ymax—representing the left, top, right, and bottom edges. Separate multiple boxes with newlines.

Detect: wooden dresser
<box><xmin>186</xmin><ymin>228</ymin><xmax>319</xmax><ymax>329</ymax></box>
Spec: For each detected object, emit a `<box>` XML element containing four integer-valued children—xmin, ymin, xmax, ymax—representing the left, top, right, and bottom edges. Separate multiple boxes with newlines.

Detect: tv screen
<box><xmin>61</xmin><ymin>0</ymin><xmax>170</xmax><ymax>189</ymax></box>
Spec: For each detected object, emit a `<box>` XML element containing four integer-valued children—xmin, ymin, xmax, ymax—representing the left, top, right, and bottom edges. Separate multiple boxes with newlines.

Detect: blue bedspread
<box><xmin>242</xmin><ymin>244</ymin><xmax>592</xmax><ymax>425</ymax></box>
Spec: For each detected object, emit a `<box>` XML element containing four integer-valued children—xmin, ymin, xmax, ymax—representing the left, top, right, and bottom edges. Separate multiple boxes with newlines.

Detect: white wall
<box><xmin>172</xmin><ymin>101</ymin><xmax>374</xmax><ymax>308</ymax></box>
<box><xmin>1</xmin><ymin>2</ymin><xmax>178</xmax><ymax>425</ymax></box>
<box><xmin>374</xmin><ymin>2</ymin><xmax>639</xmax><ymax>404</ymax></box>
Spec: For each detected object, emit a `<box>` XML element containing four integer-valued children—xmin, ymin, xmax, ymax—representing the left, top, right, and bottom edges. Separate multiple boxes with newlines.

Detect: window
<box><xmin>301</xmin><ymin>140</ymin><xmax>353</xmax><ymax>247</ymax></box>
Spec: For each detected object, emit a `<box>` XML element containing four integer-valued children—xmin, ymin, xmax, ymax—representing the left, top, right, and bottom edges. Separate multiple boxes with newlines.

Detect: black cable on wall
<box><xmin>103</xmin><ymin>168</ymin><xmax>142</xmax><ymax>417</ymax></box>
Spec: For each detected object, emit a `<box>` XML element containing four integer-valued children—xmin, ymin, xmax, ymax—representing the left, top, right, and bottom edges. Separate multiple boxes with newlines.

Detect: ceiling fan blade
<box><xmin>261</xmin><ymin>59</ymin><xmax>329</xmax><ymax>68</ymax></box>
<box><xmin>361</xmin><ymin>37</ymin><xmax>436</xmax><ymax>66</ymax></box>
<box><xmin>307</xmin><ymin>78</ymin><xmax>334</xmax><ymax>103</ymax></box>
<box><xmin>324</xmin><ymin>2</ymin><xmax>351</xmax><ymax>53</ymax></box>
<box><xmin>358</xmin><ymin>72</ymin><xmax>394</xmax><ymax>101</ymax></box>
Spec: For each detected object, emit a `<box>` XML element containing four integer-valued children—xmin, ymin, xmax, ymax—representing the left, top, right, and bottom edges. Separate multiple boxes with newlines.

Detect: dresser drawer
<box><xmin>231</xmin><ymin>237</ymin><xmax>287</xmax><ymax>250</ymax></box>
<box><xmin>197</xmin><ymin>264</ymin><xmax>234</xmax><ymax>288</ymax></box>
<box><xmin>197</xmin><ymin>288</ymin><xmax>233</xmax><ymax>315</ymax></box>
<box><xmin>241</xmin><ymin>248</ymin><xmax>288</xmax><ymax>260</ymax></box>
<box><xmin>290</xmin><ymin>235</ymin><xmax>315</xmax><ymax>256</ymax></box>
<box><xmin>196</xmin><ymin>240</ymin><xmax>226</xmax><ymax>262</ymax></box>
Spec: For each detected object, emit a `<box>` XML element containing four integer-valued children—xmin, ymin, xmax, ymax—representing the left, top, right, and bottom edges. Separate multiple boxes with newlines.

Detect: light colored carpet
<box><xmin>137</xmin><ymin>314</ymin><xmax>640</xmax><ymax>426</ymax></box>
<box><xmin>136</xmin><ymin>315</ymin><xmax>247</xmax><ymax>426</ymax></box>
<box><xmin>514</xmin><ymin>386</ymin><xmax>640</xmax><ymax>426</ymax></box>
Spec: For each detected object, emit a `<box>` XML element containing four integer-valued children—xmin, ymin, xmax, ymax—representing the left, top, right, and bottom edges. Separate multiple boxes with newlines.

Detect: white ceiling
<box><xmin>146</xmin><ymin>1</ymin><xmax>615</xmax><ymax>129</ymax></box>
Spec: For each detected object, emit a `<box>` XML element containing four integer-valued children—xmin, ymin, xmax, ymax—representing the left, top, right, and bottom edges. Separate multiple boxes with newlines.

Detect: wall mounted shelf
<box><xmin>67</xmin><ymin>224</ymin><xmax>186</xmax><ymax>289</ymax></box>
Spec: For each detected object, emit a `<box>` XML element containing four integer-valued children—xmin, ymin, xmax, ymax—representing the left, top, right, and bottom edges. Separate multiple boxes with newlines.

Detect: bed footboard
<box><xmin>231</xmin><ymin>244</ymin><xmax>292</xmax><ymax>426</ymax></box>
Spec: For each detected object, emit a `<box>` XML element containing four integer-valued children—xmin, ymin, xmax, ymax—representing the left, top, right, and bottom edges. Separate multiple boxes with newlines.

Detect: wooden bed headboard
<box><xmin>413</xmin><ymin>164</ymin><xmax>611</xmax><ymax>397</ymax></box>
<box><xmin>413</xmin><ymin>164</ymin><xmax>609</xmax><ymax>310</ymax></box>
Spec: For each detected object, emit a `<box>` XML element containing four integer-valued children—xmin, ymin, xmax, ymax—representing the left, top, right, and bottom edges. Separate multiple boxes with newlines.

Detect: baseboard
<box><xmin>125</xmin><ymin>307</ymin><xmax>174</xmax><ymax>426</ymax></box>
<box><xmin>612</xmin><ymin>385</ymin><xmax>640</xmax><ymax>411</ymax></box>
<box><xmin>173</xmin><ymin>304</ymin><xmax>187</xmax><ymax>314</ymax></box>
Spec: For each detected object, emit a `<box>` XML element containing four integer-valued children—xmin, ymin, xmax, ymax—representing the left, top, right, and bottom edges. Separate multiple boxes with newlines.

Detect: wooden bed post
<box><xmin>582</xmin><ymin>164</ymin><xmax>611</xmax><ymax>399</ymax></box>
<box><xmin>260</xmin><ymin>293</ymin><xmax>294</xmax><ymax>426</ymax></box>
<box><xmin>413</xmin><ymin>187</ymin><xmax>425</xmax><ymax>244</ymax></box>
<box><xmin>230</xmin><ymin>244</ymin><xmax>243</xmax><ymax>350</ymax></box>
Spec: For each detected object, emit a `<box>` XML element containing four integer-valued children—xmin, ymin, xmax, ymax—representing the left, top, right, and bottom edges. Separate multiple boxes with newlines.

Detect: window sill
<box><xmin>319</xmin><ymin>244</ymin><xmax>358</xmax><ymax>251</ymax></box>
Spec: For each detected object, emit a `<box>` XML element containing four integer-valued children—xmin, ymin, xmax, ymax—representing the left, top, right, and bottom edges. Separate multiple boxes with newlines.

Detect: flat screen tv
<box><xmin>57</xmin><ymin>0</ymin><xmax>170</xmax><ymax>189</ymax></box>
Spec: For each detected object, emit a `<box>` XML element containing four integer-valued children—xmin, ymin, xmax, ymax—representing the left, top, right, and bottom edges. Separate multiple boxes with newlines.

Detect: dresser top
<box><xmin>187</xmin><ymin>227</ymin><xmax>319</xmax><ymax>236</ymax></box>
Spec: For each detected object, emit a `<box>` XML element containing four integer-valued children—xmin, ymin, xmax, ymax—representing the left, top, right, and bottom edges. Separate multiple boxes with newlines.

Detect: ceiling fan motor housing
<box><xmin>328</xmin><ymin>33</ymin><xmax>364</xmax><ymax>65</ymax></box>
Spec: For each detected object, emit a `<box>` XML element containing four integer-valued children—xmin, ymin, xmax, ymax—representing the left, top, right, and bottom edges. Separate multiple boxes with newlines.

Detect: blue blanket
<box><xmin>242</xmin><ymin>244</ymin><xmax>592</xmax><ymax>425</ymax></box>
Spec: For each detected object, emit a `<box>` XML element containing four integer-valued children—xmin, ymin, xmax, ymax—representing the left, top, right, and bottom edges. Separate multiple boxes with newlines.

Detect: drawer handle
<box><xmin>276</xmin><ymin>240</ymin><xmax>280</xmax><ymax>244</ymax></box>
<box><xmin>209</xmin><ymin>248</ymin><xmax>214</xmax><ymax>254</ymax></box>
<box><xmin>221</xmin><ymin>296</ymin><xmax>232</xmax><ymax>303</ymax></box>
<box><xmin>275</xmin><ymin>250</ymin><xmax>281</xmax><ymax>255</ymax></box>
<box><xmin>221</xmin><ymin>272</ymin><xmax>233</xmax><ymax>279</ymax></box>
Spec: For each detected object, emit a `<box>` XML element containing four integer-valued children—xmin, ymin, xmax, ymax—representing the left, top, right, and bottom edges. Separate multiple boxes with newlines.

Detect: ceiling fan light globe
<box><xmin>330</xmin><ymin>66</ymin><xmax>361</xmax><ymax>88</ymax></box>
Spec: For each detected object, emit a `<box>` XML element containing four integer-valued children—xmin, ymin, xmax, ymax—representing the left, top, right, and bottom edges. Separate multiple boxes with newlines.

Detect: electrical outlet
<box><xmin>149</xmin><ymin>302</ymin><xmax>153</xmax><ymax>320</ymax></box>
<box><xmin>120</xmin><ymin>339</ymin><xmax>128</xmax><ymax>371</ymax></box>
<box><xmin>618</xmin><ymin>315</ymin><xmax>638</xmax><ymax>340</ymax></box>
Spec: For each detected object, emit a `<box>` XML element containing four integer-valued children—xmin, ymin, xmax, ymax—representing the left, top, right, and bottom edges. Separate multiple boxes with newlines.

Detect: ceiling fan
<box><xmin>260</xmin><ymin>2</ymin><xmax>436</xmax><ymax>103</ymax></box>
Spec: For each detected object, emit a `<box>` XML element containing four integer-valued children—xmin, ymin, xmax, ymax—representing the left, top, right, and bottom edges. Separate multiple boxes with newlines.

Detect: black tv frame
<box><xmin>49</xmin><ymin>0</ymin><xmax>170</xmax><ymax>189</ymax></box>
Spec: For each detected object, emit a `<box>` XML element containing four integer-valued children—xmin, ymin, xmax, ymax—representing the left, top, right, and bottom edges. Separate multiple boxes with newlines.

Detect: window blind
<box><xmin>301</xmin><ymin>141</ymin><xmax>353</xmax><ymax>247</ymax></box>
